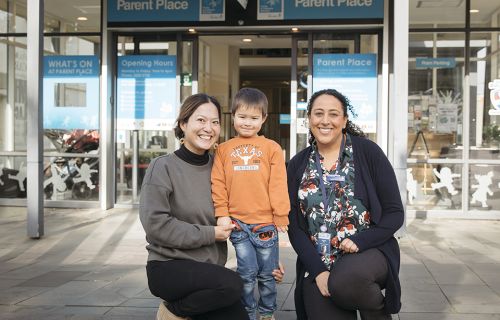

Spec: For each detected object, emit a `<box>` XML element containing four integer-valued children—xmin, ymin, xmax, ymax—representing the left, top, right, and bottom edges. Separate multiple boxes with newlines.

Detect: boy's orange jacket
<box><xmin>211</xmin><ymin>136</ymin><xmax>290</xmax><ymax>226</ymax></box>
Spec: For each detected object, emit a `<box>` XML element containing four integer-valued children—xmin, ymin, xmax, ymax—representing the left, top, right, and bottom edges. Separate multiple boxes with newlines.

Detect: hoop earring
<box><xmin>179</xmin><ymin>138</ymin><xmax>185</xmax><ymax>145</ymax></box>
<box><xmin>213</xmin><ymin>143</ymin><xmax>218</xmax><ymax>150</ymax></box>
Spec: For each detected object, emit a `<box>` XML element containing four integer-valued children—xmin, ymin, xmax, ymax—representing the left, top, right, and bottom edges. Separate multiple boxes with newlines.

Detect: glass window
<box><xmin>408</xmin><ymin>33</ymin><xmax>465</xmax><ymax>160</ymax></box>
<box><xmin>0</xmin><ymin>36</ymin><xmax>27</xmax><ymax>152</ymax></box>
<box><xmin>407</xmin><ymin>163</ymin><xmax>463</xmax><ymax>211</ymax></box>
<box><xmin>470</xmin><ymin>1</ymin><xmax>500</xmax><ymax>28</ymax></box>
<box><xmin>469</xmin><ymin>32</ymin><xmax>500</xmax><ymax>159</ymax></box>
<box><xmin>0</xmin><ymin>0</ymin><xmax>27</xmax><ymax>33</ymax></box>
<box><xmin>45</xmin><ymin>0</ymin><xmax>100</xmax><ymax>33</ymax></box>
<box><xmin>0</xmin><ymin>155</ymin><xmax>26</xmax><ymax>199</ymax></box>
<box><xmin>409</xmin><ymin>0</ymin><xmax>465</xmax><ymax>29</ymax></box>
<box><xmin>42</xmin><ymin>36</ymin><xmax>101</xmax><ymax>201</ymax></box>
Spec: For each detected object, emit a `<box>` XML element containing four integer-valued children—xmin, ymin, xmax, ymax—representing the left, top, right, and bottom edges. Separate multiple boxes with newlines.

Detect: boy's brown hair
<box><xmin>231</xmin><ymin>87</ymin><xmax>268</xmax><ymax>117</ymax></box>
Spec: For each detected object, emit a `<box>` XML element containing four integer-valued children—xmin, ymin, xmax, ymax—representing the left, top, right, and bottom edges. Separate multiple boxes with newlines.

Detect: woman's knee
<box><xmin>219</xmin><ymin>269</ymin><xmax>244</xmax><ymax>298</ymax></box>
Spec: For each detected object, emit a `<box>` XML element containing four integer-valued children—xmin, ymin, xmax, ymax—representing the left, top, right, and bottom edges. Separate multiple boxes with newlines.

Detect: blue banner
<box><xmin>313</xmin><ymin>54</ymin><xmax>378</xmax><ymax>133</ymax></box>
<box><xmin>117</xmin><ymin>55</ymin><xmax>177</xmax><ymax>130</ymax></box>
<box><xmin>108</xmin><ymin>0</ymin><xmax>225</xmax><ymax>22</ymax></box>
<box><xmin>258</xmin><ymin>0</ymin><xmax>383</xmax><ymax>20</ymax></box>
<box><xmin>416</xmin><ymin>57</ymin><xmax>456</xmax><ymax>69</ymax></box>
<box><xmin>43</xmin><ymin>56</ymin><xmax>100</xmax><ymax>130</ymax></box>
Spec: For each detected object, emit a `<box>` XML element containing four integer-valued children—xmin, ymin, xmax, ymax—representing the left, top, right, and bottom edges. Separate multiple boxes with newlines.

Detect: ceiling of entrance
<box><xmin>27</xmin><ymin>1</ymin><xmax>500</xmax><ymax>32</ymax></box>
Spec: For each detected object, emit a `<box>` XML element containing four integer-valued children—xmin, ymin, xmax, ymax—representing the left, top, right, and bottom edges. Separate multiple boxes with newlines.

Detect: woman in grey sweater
<box><xmin>140</xmin><ymin>94</ymin><xmax>281</xmax><ymax>320</ymax></box>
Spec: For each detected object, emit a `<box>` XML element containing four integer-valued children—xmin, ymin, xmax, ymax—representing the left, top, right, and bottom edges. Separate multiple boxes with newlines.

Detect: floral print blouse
<box><xmin>298</xmin><ymin>134</ymin><xmax>371</xmax><ymax>269</ymax></box>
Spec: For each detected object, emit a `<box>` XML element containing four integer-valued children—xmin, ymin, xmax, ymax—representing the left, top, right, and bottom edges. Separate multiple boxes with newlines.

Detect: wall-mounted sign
<box><xmin>43</xmin><ymin>55</ymin><xmax>100</xmax><ymax>130</ymax></box>
<box><xmin>416</xmin><ymin>57</ymin><xmax>456</xmax><ymax>69</ymax></box>
<box><xmin>312</xmin><ymin>53</ymin><xmax>377</xmax><ymax>133</ymax></box>
<box><xmin>108</xmin><ymin>0</ymin><xmax>225</xmax><ymax>23</ymax></box>
<box><xmin>257</xmin><ymin>0</ymin><xmax>384</xmax><ymax>20</ymax></box>
<box><xmin>117</xmin><ymin>55</ymin><xmax>177</xmax><ymax>130</ymax></box>
<box><xmin>488</xmin><ymin>79</ymin><xmax>500</xmax><ymax>115</ymax></box>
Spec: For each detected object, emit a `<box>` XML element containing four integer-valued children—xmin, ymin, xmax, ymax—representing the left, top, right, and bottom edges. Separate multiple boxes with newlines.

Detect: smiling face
<box><xmin>180</xmin><ymin>102</ymin><xmax>221</xmax><ymax>155</ymax></box>
<box><xmin>308</xmin><ymin>94</ymin><xmax>348</xmax><ymax>150</ymax></box>
<box><xmin>233</xmin><ymin>106</ymin><xmax>267</xmax><ymax>138</ymax></box>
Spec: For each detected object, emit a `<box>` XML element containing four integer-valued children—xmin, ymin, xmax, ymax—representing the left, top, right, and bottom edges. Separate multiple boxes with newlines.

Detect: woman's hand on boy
<box><xmin>214</xmin><ymin>224</ymin><xmax>234</xmax><ymax>241</ymax></box>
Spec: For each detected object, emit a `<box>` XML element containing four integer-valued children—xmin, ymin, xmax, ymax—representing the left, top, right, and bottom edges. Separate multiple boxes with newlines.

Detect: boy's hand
<box><xmin>276</xmin><ymin>225</ymin><xmax>288</xmax><ymax>233</ymax></box>
<box><xmin>217</xmin><ymin>216</ymin><xmax>232</xmax><ymax>226</ymax></box>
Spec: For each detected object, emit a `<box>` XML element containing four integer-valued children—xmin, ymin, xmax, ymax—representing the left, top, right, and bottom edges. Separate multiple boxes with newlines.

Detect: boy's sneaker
<box><xmin>260</xmin><ymin>314</ymin><xmax>275</xmax><ymax>320</ymax></box>
<box><xmin>157</xmin><ymin>301</ymin><xmax>189</xmax><ymax>320</ymax></box>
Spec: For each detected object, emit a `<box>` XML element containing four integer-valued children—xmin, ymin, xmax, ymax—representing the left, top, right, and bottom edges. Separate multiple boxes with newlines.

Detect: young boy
<box><xmin>211</xmin><ymin>88</ymin><xmax>290</xmax><ymax>320</ymax></box>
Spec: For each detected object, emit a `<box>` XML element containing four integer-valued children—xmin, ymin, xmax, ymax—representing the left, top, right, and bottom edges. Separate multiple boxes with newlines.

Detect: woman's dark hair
<box><xmin>174</xmin><ymin>93</ymin><xmax>222</xmax><ymax>139</ymax></box>
<box><xmin>306</xmin><ymin>88</ymin><xmax>365</xmax><ymax>144</ymax></box>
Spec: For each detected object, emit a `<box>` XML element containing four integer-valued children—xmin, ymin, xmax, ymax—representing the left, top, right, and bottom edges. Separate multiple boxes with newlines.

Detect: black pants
<box><xmin>147</xmin><ymin>260</ymin><xmax>249</xmax><ymax>320</ymax></box>
<box><xmin>302</xmin><ymin>248</ymin><xmax>392</xmax><ymax>320</ymax></box>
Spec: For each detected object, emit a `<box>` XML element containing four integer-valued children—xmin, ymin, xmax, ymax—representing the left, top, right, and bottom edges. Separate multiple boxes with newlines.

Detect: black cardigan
<box><xmin>287</xmin><ymin>135</ymin><xmax>404</xmax><ymax>319</ymax></box>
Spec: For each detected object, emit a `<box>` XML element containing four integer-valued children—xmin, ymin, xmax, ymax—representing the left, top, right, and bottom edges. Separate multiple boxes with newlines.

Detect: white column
<box><xmin>391</xmin><ymin>0</ymin><xmax>409</xmax><ymax>231</ymax></box>
<box><xmin>26</xmin><ymin>0</ymin><xmax>44</xmax><ymax>238</ymax></box>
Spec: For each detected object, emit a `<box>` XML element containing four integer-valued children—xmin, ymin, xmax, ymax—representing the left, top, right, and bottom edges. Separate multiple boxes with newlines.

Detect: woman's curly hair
<box><xmin>306</xmin><ymin>89</ymin><xmax>365</xmax><ymax>145</ymax></box>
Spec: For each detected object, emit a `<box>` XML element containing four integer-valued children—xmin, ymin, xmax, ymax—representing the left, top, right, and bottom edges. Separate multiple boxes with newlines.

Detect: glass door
<box><xmin>290</xmin><ymin>32</ymin><xmax>381</xmax><ymax>157</ymax></box>
<box><xmin>114</xmin><ymin>34</ymin><xmax>196</xmax><ymax>204</ymax></box>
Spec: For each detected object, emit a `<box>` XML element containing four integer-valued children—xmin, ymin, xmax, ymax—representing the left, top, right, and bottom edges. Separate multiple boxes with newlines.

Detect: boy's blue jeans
<box><xmin>230</xmin><ymin>220</ymin><xmax>279</xmax><ymax>320</ymax></box>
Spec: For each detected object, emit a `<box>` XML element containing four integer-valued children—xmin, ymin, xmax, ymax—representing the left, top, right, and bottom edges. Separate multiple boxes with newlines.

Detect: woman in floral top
<box><xmin>287</xmin><ymin>89</ymin><xmax>404</xmax><ymax>320</ymax></box>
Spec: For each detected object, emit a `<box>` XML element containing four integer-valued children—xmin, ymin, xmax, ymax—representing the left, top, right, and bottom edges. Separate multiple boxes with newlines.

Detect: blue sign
<box><xmin>416</xmin><ymin>58</ymin><xmax>456</xmax><ymax>69</ymax></box>
<box><xmin>258</xmin><ymin>0</ymin><xmax>383</xmax><ymax>20</ymax></box>
<box><xmin>117</xmin><ymin>55</ymin><xmax>177</xmax><ymax>130</ymax></box>
<box><xmin>313</xmin><ymin>54</ymin><xmax>378</xmax><ymax>133</ymax></box>
<box><xmin>279</xmin><ymin>114</ymin><xmax>291</xmax><ymax>124</ymax></box>
<box><xmin>108</xmin><ymin>0</ymin><xmax>225</xmax><ymax>22</ymax></box>
<box><xmin>43</xmin><ymin>56</ymin><xmax>100</xmax><ymax>130</ymax></box>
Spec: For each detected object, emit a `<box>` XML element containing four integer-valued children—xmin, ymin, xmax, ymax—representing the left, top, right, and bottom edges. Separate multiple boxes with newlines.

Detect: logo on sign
<box><xmin>488</xmin><ymin>79</ymin><xmax>500</xmax><ymax>115</ymax></box>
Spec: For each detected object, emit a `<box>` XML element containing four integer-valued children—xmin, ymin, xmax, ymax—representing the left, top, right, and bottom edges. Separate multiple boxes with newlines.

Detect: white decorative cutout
<box><xmin>431</xmin><ymin>167</ymin><xmax>460</xmax><ymax>195</ymax></box>
<box><xmin>471</xmin><ymin>171</ymin><xmax>494</xmax><ymax>208</ymax></box>
<box><xmin>43</xmin><ymin>164</ymin><xmax>68</xmax><ymax>193</ymax></box>
<box><xmin>73</xmin><ymin>163</ymin><xmax>97</xmax><ymax>189</ymax></box>
<box><xmin>8</xmin><ymin>162</ymin><xmax>27</xmax><ymax>192</ymax></box>
<box><xmin>406</xmin><ymin>168</ymin><xmax>417</xmax><ymax>205</ymax></box>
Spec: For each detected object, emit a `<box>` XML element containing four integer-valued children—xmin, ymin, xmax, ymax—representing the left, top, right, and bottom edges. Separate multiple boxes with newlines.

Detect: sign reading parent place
<box><xmin>258</xmin><ymin>0</ymin><xmax>383</xmax><ymax>20</ymax></box>
<box><xmin>43</xmin><ymin>55</ymin><xmax>100</xmax><ymax>130</ymax></box>
<box><xmin>313</xmin><ymin>54</ymin><xmax>378</xmax><ymax>133</ymax></box>
<box><xmin>117</xmin><ymin>55</ymin><xmax>177</xmax><ymax>130</ymax></box>
<box><xmin>108</xmin><ymin>0</ymin><xmax>225</xmax><ymax>22</ymax></box>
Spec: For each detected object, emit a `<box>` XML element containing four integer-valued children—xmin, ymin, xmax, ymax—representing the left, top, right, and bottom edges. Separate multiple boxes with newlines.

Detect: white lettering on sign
<box><xmin>317</xmin><ymin>58</ymin><xmax>372</xmax><ymax>67</ymax></box>
<box><xmin>156</xmin><ymin>0</ymin><xmax>188</xmax><ymax>10</ymax></box>
<box><xmin>117</xmin><ymin>0</ymin><xmax>189</xmax><ymax>11</ymax></box>
<box><xmin>295</xmin><ymin>0</ymin><xmax>335</xmax><ymax>7</ymax></box>
<box><xmin>48</xmin><ymin>59</ymin><xmax>78</xmax><ymax>68</ymax></box>
<box><xmin>295</xmin><ymin>0</ymin><xmax>373</xmax><ymax>8</ymax></box>
<box><xmin>337</xmin><ymin>0</ymin><xmax>372</xmax><ymax>6</ymax></box>
<box><xmin>117</xmin><ymin>0</ymin><xmax>154</xmax><ymax>11</ymax></box>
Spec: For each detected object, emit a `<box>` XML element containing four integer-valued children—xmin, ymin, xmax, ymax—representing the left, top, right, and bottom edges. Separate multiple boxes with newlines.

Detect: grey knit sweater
<box><xmin>139</xmin><ymin>153</ymin><xmax>227</xmax><ymax>265</ymax></box>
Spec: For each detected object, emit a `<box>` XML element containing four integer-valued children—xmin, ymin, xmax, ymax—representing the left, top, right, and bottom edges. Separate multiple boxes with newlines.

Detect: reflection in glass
<box><xmin>469</xmin><ymin>32</ymin><xmax>500</xmax><ymax>159</ymax></box>
<box><xmin>408</xmin><ymin>33</ymin><xmax>465</xmax><ymax>160</ymax></box>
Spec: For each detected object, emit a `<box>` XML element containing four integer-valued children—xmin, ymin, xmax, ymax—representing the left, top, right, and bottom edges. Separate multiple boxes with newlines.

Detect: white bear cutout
<box><xmin>471</xmin><ymin>171</ymin><xmax>494</xmax><ymax>208</ymax></box>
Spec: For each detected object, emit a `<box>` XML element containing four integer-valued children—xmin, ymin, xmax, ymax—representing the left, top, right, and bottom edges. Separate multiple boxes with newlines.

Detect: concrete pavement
<box><xmin>1</xmin><ymin>206</ymin><xmax>500</xmax><ymax>319</ymax></box>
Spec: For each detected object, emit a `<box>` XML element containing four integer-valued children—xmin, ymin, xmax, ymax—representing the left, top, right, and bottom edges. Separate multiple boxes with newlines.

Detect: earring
<box><xmin>213</xmin><ymin>143</ymin><xmax>219</xmax><ymax>150</ymax></box>
<box><xmin>179</xmin><ymin>138</ymin><xmax>185</xmax><ymax>144</ymax></box>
